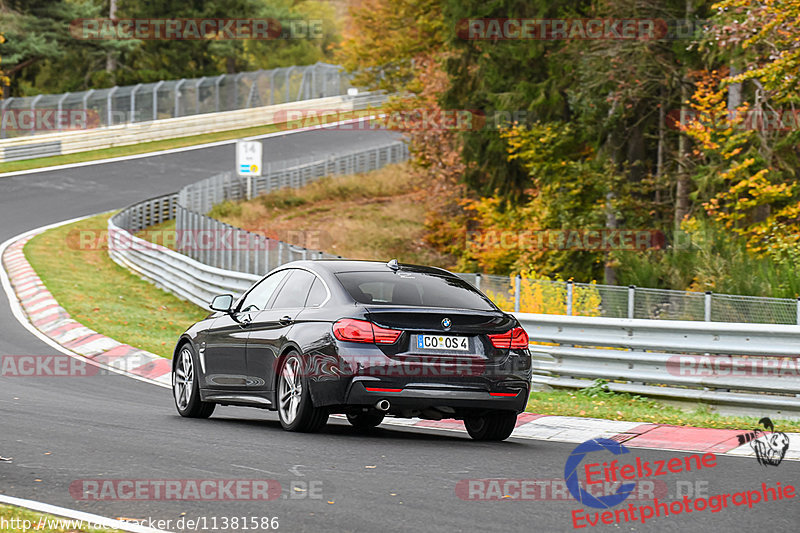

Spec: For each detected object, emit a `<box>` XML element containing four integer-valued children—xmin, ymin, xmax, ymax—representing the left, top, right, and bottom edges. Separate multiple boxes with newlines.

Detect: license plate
<box><xmin>416</xmin><ymin>334</ymin><xmax>469</xmax><ymax>351</ymax></box>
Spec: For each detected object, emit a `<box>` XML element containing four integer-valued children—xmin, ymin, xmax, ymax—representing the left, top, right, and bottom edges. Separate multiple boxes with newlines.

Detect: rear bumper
<box><xmin>343</xmin><ymin>378</ymin><xmax>530</xmax><ymax>414</ymax></box>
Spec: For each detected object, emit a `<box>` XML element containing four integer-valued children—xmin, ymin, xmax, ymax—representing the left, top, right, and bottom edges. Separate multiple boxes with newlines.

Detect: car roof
<box><xmin>277</xmin><ymin>259</ymin><xmax>456</xmax><ymax>277</ymax></box>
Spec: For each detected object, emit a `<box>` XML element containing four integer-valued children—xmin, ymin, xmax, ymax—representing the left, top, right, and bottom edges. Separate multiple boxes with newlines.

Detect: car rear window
<box><xmin>336</xmin><ymin>271</ymin><xmax>495</xmax><ymax>310</ymax></box>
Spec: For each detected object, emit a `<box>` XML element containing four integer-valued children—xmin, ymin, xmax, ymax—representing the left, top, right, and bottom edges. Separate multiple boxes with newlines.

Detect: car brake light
<box><xmin>488</xmin><ymin>327</ymin><xmax>529</xmax><ymax>349</ymax></box>
<box><xmin>332</xmin><ymin>319</ymin><xmax>401</xmax><ymax>344</ymax></box>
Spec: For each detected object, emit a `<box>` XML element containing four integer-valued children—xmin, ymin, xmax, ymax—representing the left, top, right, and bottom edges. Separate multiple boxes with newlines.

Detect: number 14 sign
<box><xmin>236</xmin><ymin>140</ymin><xmax>262</xmax><ymax>176</ymax></box>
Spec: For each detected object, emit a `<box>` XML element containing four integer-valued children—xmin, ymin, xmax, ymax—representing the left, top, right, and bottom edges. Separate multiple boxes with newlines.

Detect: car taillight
<box><xmin>332</xmin><ymin>319</ymin><xmax>401</xmax><ymax>344</ymax></box>
<box><xmin>488</xmin><ymin>327</ymin><xmax>529</xmax><ymax>349</ymax></box>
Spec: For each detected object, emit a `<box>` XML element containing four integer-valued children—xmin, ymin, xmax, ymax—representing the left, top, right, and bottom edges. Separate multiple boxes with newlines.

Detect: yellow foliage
<box><xmin>0</xmin><ymin>34</ymin><xmax>9</xmax><ymax>98</ymax></box>
<box><xmin>483</xmin><ymin>270</ymin><xmax>602</xmax><ymax>316</ymax></box>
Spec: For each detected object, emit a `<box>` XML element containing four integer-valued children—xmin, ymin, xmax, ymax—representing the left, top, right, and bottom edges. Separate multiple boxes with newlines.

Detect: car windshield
<box><xmin>336</xmin><ymin>271</ymin><xmax>495</xmax><ymax>310</ymax></box>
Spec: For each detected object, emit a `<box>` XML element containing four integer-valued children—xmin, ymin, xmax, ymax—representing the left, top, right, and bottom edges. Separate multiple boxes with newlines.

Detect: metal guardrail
<box><xmin>1</xmin><ymin>63</ymin><xmax>347</xmax><ymax>139</ymax></box>
<box><xmin>517</xmin><ymin>313</ymin><xmax>800</xmax><ymax>413</ymax></box>
<box><xmin>108</xmin><ymin>216</ymin><xmax>259</xmax><ymax>309</ymax></box>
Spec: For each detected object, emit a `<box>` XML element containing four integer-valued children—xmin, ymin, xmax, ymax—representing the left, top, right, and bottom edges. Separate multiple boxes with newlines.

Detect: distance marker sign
<box><xmin>236</xmin><ymin>140</ymin><xmax>262</xmax><ymax>176</ymax></box>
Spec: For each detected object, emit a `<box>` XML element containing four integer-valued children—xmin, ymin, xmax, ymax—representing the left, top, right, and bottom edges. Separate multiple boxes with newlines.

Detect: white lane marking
<box><xmin>0</xmin><ymin>217</ymin><xmax>170</xmax><ymax>389</ymax></box>
<box><xmin>0</xmin><ymin>494</ymin><xmax>171</xmax><ymax>533</ymax></box>
<box><xmin>0</xmin><ymin>116</ymin><xmax>380</xmax><ymax>178</ymax></box>
<box><xmin>231</xmin><ymin>464</ymin><xmax>282</xmax><ymax>476</ymax></box>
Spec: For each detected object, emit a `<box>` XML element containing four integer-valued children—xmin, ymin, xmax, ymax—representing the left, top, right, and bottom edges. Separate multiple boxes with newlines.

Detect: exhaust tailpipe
<box><xmin>375</xmin><ymin>399</ymin><xmax>390</xmax><ymax>412</ymax></box>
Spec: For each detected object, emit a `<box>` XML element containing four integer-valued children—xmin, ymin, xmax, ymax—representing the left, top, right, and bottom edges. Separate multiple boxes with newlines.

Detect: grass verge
<box><xmin>23</xmin><ymin>213</ymin><xmax>207</xmax><ymax>358</ymax></box>
<box><xmin>0</xmin><ymin>504</ymin><xmax>125</xmax><ymax>533</ymax></box>
<box><xmin>526</xmin><ymin>380</ymin><xmax>800</xmax><ymax>432</ymax></box>
<box><xmin>207</xmin><ymin>162</ymin><xmax>453</xmax><ymax>267</ymax></box>
<box><xmin>0</xmin><ymin>110</ymin><xmax>369</xmax><ymax>175</ymax></box>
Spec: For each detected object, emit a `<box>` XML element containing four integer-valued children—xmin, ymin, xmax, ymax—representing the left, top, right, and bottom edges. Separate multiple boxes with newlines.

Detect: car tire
<box><xmin>464</xmin><ymin>411</ymin><xmax>517</xmax><ymax>441</ymax></box>
<box><xmin>173</xmin><ymin>343</ymin><xmax>215</xmax><ymax>419</ymax></box>
<box><xmin>346</xmin><ymin>411</ymin><xmax>385</xmax><ymax>429</ymax></box>
<box><xmin>277</xmin><ymin>352</ymin><xmax>328</xmax><ymax>432</ymax></box>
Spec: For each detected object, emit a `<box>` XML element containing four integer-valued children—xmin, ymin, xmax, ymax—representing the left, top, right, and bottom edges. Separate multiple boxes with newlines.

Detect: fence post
<box><xmin>566</xmin><ymin>281</ymin><xmax>573</xmax><ymax>316</ymax></box>
<box><xmin>174</xmin><ymin>79</ymin><xmax>186</xmax><ymax>117</ymax></box>
<box><xmin>194</xmin><ymin>77</ymin><xmax>205</xmax><ymax>115</ymax></box>
<box><xmin>704</xmin><ymin>291</ymin><xmax>712</xmax><ymax>322</ymax></box>
<box><xmin>0</xmin><ymin>97</ymin><xmax>13</xmax><ymax>138</ymax></box>
<box><xmin>130</xmin><ymin>84</ymin><xmax>142</xmax><ymax>123</ymax></box>
<box><xmin>29</xmin><ymin>95</ymin><xmax>44</xmax><ymax>135</ymax></box>
<box><xmin>475</xmin><ymin>273</ymin><xmax>481</xmax><ymax>291</ymax></box>
<box><xmin>285</xmin><ymin>67</ymin><xmax>295</xmax><ymax>102</ymax></box>
<box><xmin>56</xmin><ymin>92</ymin><xmax>70</xmax><ymax>132</ymax></box>
<box><xmin>514</xmin><ymin>274</ymin><xmax>521</xmax><ymax>313</ymax></box>
<box><xmin>797</xmin><ymin>298</ymin><xmax>800</xmax><ymax>325</ymax></box>
<box><xmin>214</xmin><ymin>75</ymin><xmax>224</xmax><ymax>112</ymax></box>
<box><xmin>627</xmin><ymin>285</ymin><xmax>635</xmax><ymax>319</ymax></box>
<box><xmin>152</xmin><ymin>80</ymin><xmax>164</xmax><ymax>121</ymax></box>
<box><xmin>107</xmin><ymin>86</ymin><xmax>119</xmax><ymax>126</ymax></box>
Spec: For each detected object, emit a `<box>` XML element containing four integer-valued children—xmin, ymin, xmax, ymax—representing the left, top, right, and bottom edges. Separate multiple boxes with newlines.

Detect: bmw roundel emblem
<box><xmin>442</xmin><ymin>318</ymin><xmax>452</xmax><ymax>330</ymax></box>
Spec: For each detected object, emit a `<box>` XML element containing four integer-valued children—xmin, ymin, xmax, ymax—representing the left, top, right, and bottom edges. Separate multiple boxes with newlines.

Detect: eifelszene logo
<box><xmin>736</xmin><ymin>417</ymin><xmax>790</xmax><ymax>467</ymax></box>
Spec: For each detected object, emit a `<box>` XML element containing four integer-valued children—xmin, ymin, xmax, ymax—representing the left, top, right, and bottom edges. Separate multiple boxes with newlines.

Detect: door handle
<box><xmin>279</xmin><ymin>315</ymin><xmax>293</xmax><ymax>326</ymax></box>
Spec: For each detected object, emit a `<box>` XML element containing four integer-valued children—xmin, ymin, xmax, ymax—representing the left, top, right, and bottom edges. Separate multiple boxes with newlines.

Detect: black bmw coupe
<box><xmin>172</xmin><ymin>260</ymin><xmax>532</xmax><ymax>441</ymax></box>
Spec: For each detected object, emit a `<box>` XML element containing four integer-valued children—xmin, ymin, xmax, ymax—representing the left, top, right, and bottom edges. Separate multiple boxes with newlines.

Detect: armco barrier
<box><xmin>0</xmin><ymin>93</ymin><xmax>387</xmax><ymax>163</ymax></box>
<box><xmin>518</xmin><ymin>313</ymin><xmax>800</xmax><ymax>413</ymax></box>
<box><xmin>108</xmin><ymin>213</ymin><xmax>259</xmax><ymax>309</ymax></box>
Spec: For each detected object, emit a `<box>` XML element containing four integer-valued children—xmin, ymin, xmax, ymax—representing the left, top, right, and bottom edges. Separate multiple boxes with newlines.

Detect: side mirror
<box><xmin>210</xmin><ymin>294</ymin><xmax>234</xmax><ymax>312</ymax></box>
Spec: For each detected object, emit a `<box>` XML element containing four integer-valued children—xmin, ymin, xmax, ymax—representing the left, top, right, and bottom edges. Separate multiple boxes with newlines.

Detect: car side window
<box><xmin>239</xmin><ymin>270</ymin><xmax>289</xmax><ymax>313</ymax></box>
<box><xmin>271</xmin><ymin>269</ymin><xmax>316</xmax><ymax>309</ymax></box>
<box><xmin>305</xmin><ymin>277</ymin><xmax>328</xmax><ymax>307</ymax></box>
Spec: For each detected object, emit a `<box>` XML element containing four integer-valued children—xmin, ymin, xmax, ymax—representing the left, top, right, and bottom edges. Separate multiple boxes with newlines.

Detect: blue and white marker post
<box><xmin>236</xmin><ymin>140</ymin><xmax>263</xmax><ymax>200</ymax></box>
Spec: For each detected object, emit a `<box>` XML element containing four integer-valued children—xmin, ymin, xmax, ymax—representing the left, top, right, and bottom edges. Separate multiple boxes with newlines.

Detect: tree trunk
<box><xmin>604</xmin><ymin>191</ymin><xmax>618</xmax><ymax>285</ymax></box>
<box><xmin>656</xmin><ymin>87</ymin><xmax>666</xmax><ymax>206</ymax></box>
<box><xmin>105</xmin><ymin>0</ymin><xmax>118</xmax><ymax>73</ymax></box>
<box><xmin>728</xmin><ymin>64</ymin><xmax>742</xmax><ymax>111</ymax></box>
<box><xmin>674</xmin><ymin>0</ymin><xmax>694</xmax><ymax>232</ymax></box>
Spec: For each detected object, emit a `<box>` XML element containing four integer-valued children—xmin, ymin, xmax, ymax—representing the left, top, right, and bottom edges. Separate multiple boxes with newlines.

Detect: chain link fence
<box><xmin>452</xmin><ymin>274</ymin><xmax>800</xmax><ymax>324</ymax></box>
<box><xmin>1</xmin><ymin>62</ymin><xmax>349</xmax><ymax>139</ymax></box>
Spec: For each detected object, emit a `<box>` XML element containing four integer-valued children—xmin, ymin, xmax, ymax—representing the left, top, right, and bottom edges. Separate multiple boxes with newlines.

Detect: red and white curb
<box><xmin>368</xmin><ymin>414</ymin><xmax>800</xmax><ymax>460</ymax></box>
<box><xmin>1</xmin><ymin>227</ymin><xmax>173</xmax><ymax>387</ymax></box>
<box><xmin>3</xmin><ymin>222</ymin><xmax>798</xmax><ymax>461</ymax></box>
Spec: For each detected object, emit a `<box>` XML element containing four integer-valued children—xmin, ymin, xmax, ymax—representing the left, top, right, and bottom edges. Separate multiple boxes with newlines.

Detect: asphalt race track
<box><xmin>1</xmin><ymin>129</ymin><xmax>798</xmax><ymax>532</ymax></box>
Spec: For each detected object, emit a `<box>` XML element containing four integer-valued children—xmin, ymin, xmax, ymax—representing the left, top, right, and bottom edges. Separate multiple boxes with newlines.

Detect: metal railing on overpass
<box><xmin>1</xmin><ymin>63</ymin><xmax>348</xmax><ymax>139</ymax></box>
